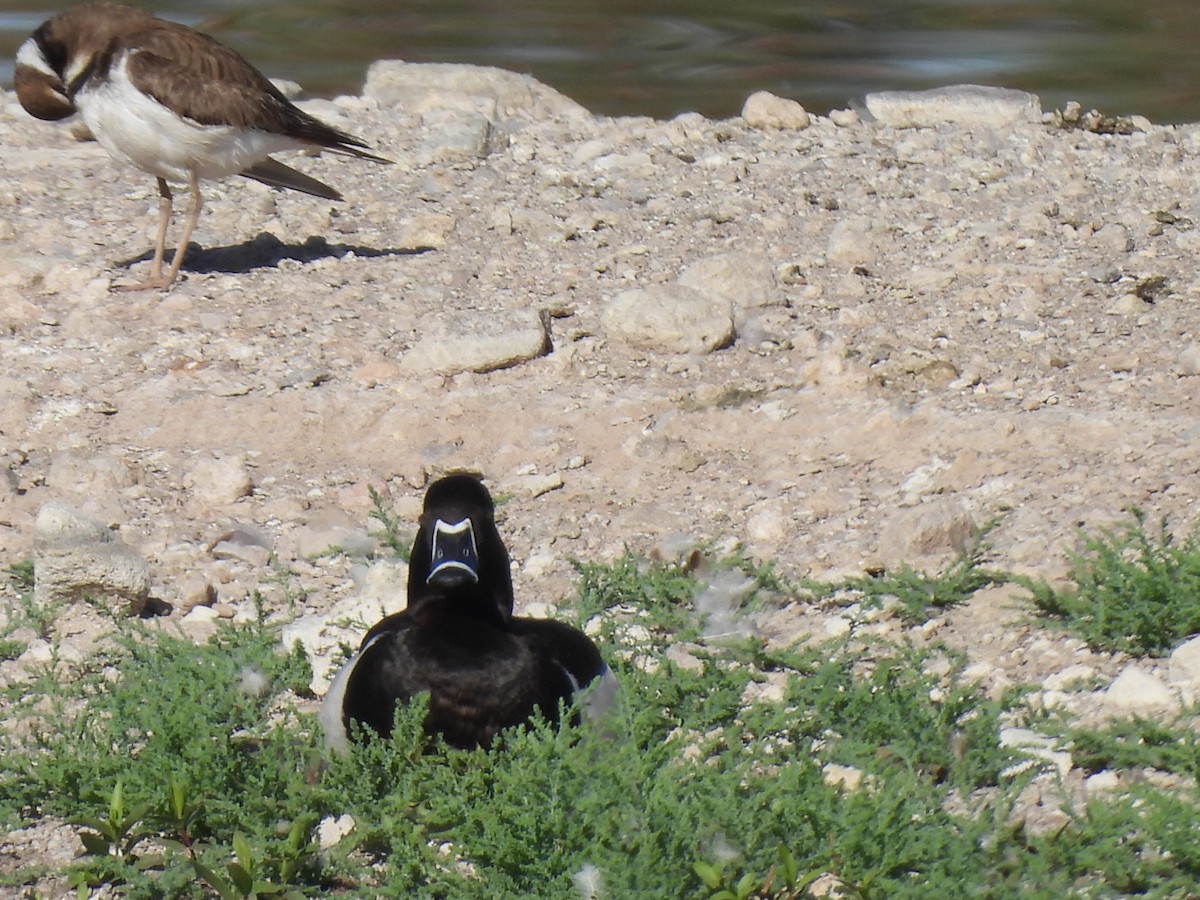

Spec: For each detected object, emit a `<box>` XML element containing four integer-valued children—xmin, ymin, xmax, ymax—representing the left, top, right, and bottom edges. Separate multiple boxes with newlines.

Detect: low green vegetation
<box><xmin>1024</xmin><ymin>509</ymin><xmax>1200</xmax><ymax>656</ymax></box>
<box><xmin>1057</xmin><ymin>714</ymin><xmax>1200</xmax><ymax>777</ymax></box>
<box><xmin>3</xmin><ymin>515</ymin><xmax>1200</xmax><ymax>896</ymax></box>
<box><xmin>804</xmin><ymin>521</ymin><xmax>1008</xmax><ymax>625</ymax></box>
<box><xmin>368</xmin><ymin>484</ymin><xmax>412</xmax><ymax>560</ymax></box>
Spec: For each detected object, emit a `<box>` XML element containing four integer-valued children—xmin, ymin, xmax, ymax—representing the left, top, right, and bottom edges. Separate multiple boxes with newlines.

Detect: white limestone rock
<box><xmin>363</xmin><ymin>60</ymin><xmax>588</xmax><ymax>121</ymax></box>
<box><xmin>602</xmin><ymin>285</ymin><xmax>734</xmax><ymax>354</ymax></box>
<box><xmin>865</xmin><ymin>84</ymin><xmax>1042</xmax><ymax>128</ymax></box>
<box><xmin>1106</xmin><ymin>666</ymin><xmax>1179</xmax><ymax>716</ymax></box>
<box><xmin>33</xmin><ymin>502</ymin><xmax>149</xmax><ymax>614</ymax></box>
<box><xmin>400</xmin><ymin>308</ymin><xmax>549</xmax><ymax>376</ymax></box>
<box><xmin>741</xmin><ymin>90</ymin><xmax>810</xmax><ymax>130</ymax></box>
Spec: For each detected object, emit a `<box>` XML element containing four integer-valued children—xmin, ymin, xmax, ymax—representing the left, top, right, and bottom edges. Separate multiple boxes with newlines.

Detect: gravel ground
<box><xmin>3</xmin><ymin>65</ymin><xmax>1200</xmax><ymax>887</ymax></box>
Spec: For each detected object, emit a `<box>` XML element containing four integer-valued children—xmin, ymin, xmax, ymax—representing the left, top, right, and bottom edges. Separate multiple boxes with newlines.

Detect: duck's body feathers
<box><xmin>340</xmin><ymin>612</ymin><xmax>587</xmax><ymax>749</ymax></box>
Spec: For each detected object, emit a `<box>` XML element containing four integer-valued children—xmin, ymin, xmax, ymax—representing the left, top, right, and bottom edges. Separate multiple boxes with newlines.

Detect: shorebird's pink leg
<box><xmin>116</xmin><ymin>176</ymin><xmax>178</xmax><ymax>292</ymax></box>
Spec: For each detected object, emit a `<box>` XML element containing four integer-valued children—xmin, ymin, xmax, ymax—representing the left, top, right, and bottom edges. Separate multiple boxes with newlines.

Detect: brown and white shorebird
<box><xmin>14</xmin><ymin>1</ymin><xmax>389</xmax><ymax>291</ymax></box>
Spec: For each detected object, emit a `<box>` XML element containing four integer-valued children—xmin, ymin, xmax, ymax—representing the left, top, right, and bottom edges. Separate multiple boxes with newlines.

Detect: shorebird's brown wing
<box><xmin>120</xmin><ymin>24</ymin><xmax>390</xmax><ymax>161</ymax></box>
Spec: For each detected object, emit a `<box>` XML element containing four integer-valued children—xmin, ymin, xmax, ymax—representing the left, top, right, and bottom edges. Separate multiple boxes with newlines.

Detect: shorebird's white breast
<box><xmin>76</xmin><ymin>49</ymin><xmax>305</xmax><ymax>183</ymax></box>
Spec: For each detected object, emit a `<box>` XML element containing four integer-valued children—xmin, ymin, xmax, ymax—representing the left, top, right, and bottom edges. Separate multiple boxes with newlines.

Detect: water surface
<box><xmin>2</xmin><ymin>0</ymin><xmax>1198</xmax><ymax>123</ymax></box>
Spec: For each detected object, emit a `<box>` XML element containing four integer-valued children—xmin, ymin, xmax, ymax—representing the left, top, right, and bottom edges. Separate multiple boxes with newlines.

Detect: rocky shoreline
<box><xmin>4</xmin><ymin>62</ymin><xmax>1200</xmax><ymax>877</ymax></box>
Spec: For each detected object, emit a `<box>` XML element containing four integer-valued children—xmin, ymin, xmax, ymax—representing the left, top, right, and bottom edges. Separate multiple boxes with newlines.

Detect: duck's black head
<box><xmin>407</xmin><ymin>474</ymin><xmax>512</xmax><ymax>626</ymax></box>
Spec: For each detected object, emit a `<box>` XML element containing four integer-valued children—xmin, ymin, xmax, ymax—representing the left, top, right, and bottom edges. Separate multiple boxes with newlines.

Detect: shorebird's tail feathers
<box><xmin>240</xmin><ymin>157</ymin><xmax>343</xmax><ymax>201</ymax></box>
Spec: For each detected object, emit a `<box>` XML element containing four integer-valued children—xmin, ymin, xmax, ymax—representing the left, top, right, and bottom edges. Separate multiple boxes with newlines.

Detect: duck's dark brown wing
<box><xmin>512</xmin><ymin>617</ymin><xmax>605</xmax><ymax>688</ymax></box>
<box><xmin>513</xmin><ymin>616</ymin><xmax>618</xmax><ymax>721</ymax></box>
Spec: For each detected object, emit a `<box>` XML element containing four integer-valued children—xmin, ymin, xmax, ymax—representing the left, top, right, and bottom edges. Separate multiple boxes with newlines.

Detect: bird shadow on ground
<box><xmin>120</xmin><ymin>233</ymin><xmax>429</xmax><ymax>275</ymax></box>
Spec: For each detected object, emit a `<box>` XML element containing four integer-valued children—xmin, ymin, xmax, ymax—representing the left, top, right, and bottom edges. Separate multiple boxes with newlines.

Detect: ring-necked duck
<box><xmin>320</xmin><ymin>474</ymin><xmax>615</xmax><ymax>750</ymax></box>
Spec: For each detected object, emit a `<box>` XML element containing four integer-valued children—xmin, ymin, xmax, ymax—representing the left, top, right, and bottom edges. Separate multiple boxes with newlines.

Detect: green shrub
<box><xmin>3</xmin><ymin>550</ymin><xmax>1199</xmax><ymax>896</ymax></box>
<box><xmin>1025</xmin><ymin>509</ymin><xmax>1200</xmax><ymax>655</ymax></box>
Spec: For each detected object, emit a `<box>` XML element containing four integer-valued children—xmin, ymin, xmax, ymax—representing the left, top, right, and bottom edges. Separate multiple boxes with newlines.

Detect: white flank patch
<box><xmin>75</xmin><ymin>50</ymin><xmax>305</xmax><ymax>183</ymax></box>
<box><xmin>317</xmin><ymin>633</ymin><xmax>385</xmax><ymax>753</ymax></box>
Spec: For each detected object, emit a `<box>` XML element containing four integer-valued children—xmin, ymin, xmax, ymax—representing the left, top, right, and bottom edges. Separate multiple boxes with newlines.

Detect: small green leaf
<box><xmin>78</xmin><ymin>830</ymin><xmax>112</xmax><ymax>856</ymax></box>
<box><xmin>134</xmin><ymin>851</ymin><xmax>166</xmax><ymax>871</ymax></box>
<box><xmin>693</xmin><ymin>860</ymin><xmax>723</xmax><ymax>889</ymax></box>
<box><xmin>734</xmin><ymin>872</ymin><xmax>758</xmax><ymax>899</ymax></box>
<box><xmin>283</xmin><ymin>816</ymin><xmax>312</xmax><ymax>854</ymax></box>
<box><xmin>227</xmin><ymin>861</ymin><xmax>254</xmax><ymax>897</ymax></box>
<box><xmin>191</xmin><ymin>860</ymin><xmax>238</xmax><ymax>900</ymax></box>
<box><xmin>776</xmin><ymin>845</ymin><xmax>799</xmax><ymax>885</ymax></box>
<box><xmin>232</xmin><ymin>832</ymin><xmax>255</xmax><ymax>877</ymax></box>
<box><xmin>158</xmin><ymin>837</ymin><xmax>189</xmax><ymax>854</ymax></box>
<box><xmin>66</xmin><ymin>871</ymin><xmax>92</xmax><ymax>900</ymax></box>
<box><xmin>168</xmin><ymin>773</ymin><xmax>187</xmax><ymax>820</ymax></box>
<box><xmin>121</xmin><ymin>803</ymin><xmax>154</xmax><ymax>845</ymax></box>
<box><xmin>108</xmin><ymin>779</ymin><xmax>125</xmax><ymax>823</ymax></box>
<box><xmin>72</xmin><ymin>816</ymin><xmax>118</xmax><ymax>841</ymax></box>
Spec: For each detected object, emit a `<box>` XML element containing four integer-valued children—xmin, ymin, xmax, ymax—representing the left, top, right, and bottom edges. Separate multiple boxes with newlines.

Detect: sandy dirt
<box><xmin>1</xmin><ymin>66</ymin><xmax>1200</xmax><ymax>888</ymax></box>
